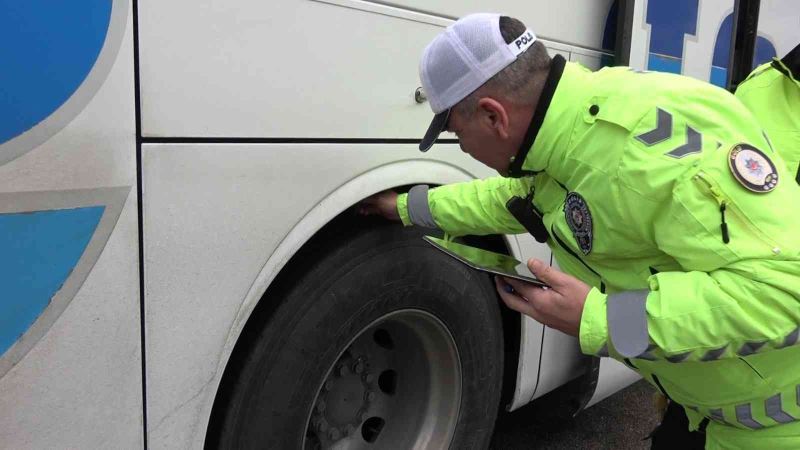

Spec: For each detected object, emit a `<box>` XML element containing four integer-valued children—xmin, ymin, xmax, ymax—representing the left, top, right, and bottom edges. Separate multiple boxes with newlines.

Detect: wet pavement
<box><xmin>491</xmin><ymin>380</ymin><xmax>660</xmax><ymax>449</ymax></box>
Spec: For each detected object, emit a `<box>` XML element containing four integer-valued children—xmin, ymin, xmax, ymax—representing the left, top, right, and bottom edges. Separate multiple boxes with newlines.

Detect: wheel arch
<box><xmin>201</xmin><ymin>159</ymin><xmax>523</xmax><ymax>446</ymax></box>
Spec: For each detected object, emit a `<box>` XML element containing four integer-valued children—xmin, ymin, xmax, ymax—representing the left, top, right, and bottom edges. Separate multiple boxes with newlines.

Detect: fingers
<box><xmin>503</xmin><ymin>276</ymin><xmax>548</xmax><ymax>295</ymax></box>
<box><xmin>495</xmin><ymin>277</ymin><xmax>527</xmax><ymax>310</ymax></box>
<box><xmin>494</xmin><ymin>277</ymin><xmax>545</xmax><ymax>322</ymax></box>
<box><xmin>358</xmin><ymin>194</ymin><xmax>377</xmax><ymax>215</ymax></box>
<box><xmin>358</xmin><ymin>190</ymin><xmax>399</xmax><ymax>220</ymax></box>
<box><xmin>358</xmin><ymin>193</ymin><xmax>388</xmax><ymax>215</ymax></box>
<box><xmin>527</xmin><ymin>259</ymin><xmax>567</xmax><ymax>289</ymax></box>
<box><xmin>499</xmin><ymin>266</ymin><xmax>588</xmax><ymax>337</ymax></box>
<box><xmin>357</xmin><ymin>204</ymin><xmax>379</xmax><ymax>216</ymax></box>
<box><xmin>503</xmin><ymin>276</ymin><xmax>562</xmax><ymax>314</ymax></box>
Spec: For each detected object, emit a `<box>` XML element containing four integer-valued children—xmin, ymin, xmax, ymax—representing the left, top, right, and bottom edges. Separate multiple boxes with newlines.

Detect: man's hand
<box><xmin>358</xmin><ymin>190</ymin><xmax>400</xmax><ymax>221</ymax></box>
<box><xmin>494</xmin><ymin>259</ymin><xmax>591</xmax><ymax>337</ymax></box>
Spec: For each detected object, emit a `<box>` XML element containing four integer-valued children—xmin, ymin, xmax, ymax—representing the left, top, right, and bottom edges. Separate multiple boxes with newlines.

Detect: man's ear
<box><xmin>477</xmin><ymin>97</ymin><xmax>510</xmax><ymax>139</ymax></box>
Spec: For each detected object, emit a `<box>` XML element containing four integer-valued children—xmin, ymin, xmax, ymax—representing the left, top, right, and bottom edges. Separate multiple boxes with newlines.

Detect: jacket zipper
<box><xmin>693</xmin><ymin>173</ymin><xmax>730</xmax><ymax>244</ymax></box>
<box><xmin>693</xmin><ymin>171</ymin><xmax>780</xmax><ymax>248</ymax></box>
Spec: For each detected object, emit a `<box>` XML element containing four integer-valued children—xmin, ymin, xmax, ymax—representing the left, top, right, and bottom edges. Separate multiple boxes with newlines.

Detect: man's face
<box><xmin>445</xmin><ymin>104</ymin><xmax>514</xmax><ymax>175</ymax></box>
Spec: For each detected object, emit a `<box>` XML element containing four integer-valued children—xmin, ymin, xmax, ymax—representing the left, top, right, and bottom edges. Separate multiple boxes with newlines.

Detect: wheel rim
<box><xmin>303</xmin><ymin>309</ymin><xmax>462</xmax><ymax>450</ymax></box>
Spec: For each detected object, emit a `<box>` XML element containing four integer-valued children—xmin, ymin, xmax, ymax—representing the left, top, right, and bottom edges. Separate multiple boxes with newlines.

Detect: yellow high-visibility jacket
<box><xmin>399</xmin><ymin>55</ymin><xmax>800</xmax><ymax>449</ymax></box>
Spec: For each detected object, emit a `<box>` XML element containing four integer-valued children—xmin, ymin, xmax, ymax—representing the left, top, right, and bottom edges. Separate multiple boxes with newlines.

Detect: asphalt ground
<box><xmin>490</xmin><ymin>379</ymin><xmax>660</xmax><ymax>449</ymax></box>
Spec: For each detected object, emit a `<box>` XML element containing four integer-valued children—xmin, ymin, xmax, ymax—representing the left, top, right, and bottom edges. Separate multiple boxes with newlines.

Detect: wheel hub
<box><xmin>304</xmin><ymin>310</ymin><xmax>461</xmax><ymax>450</ymax></box>
<box><xmin>311</xmin><ymin>353</ymin><xmax>375</xmax><ymax>443</ymax></box>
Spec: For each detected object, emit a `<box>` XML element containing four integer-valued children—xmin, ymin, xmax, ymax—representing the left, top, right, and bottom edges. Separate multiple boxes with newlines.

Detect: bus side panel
<box><xmin>0</xmin><ymin>1</ymin><xmax>142</xmax><ymax>448</ymax></box>
<box><xmin>372</xmin><ymin>0</ymin><xmax>615</xmax><ymax>50</ymax></box>
<box><xmin>138</xmin><ymin>0</ymin><xmax>616</xmax><ymax>140</ymax></box>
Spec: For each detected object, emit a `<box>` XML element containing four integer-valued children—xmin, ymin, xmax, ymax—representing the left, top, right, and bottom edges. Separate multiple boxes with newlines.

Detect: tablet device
<box><xmin>423</xmin><ymin>236</ymin><xmax>549</xmax><ymax>288</ymax></box>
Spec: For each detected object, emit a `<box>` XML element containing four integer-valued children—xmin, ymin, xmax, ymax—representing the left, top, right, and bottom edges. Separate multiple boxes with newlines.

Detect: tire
<box><xmin>214</xmin><ymin>222</ymin><xmax>505</xmax><ymax>449</ymax></box>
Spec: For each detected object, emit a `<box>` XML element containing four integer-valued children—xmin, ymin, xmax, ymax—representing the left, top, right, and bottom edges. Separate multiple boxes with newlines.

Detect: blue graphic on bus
<box><xmin>645</xmin><ymin>0</ymin><xmax>699</xmax><ymax>74</ymax></box>
<box><xmin>0</xmin><ymin>1</ymin><xmax>112</xmax><ymax>145</ymax></box>
<box><xmin>0</xmin><ymin>207</ymin><xmax>104</xmax><ymax>357</ymax></box>
<box><xmin>641</xmin><ymin>0</ymin><xmax>778</xmax><ymax>86</ymax></box>
<box><xmin>711</xmin><ymin>13</ymin><xmax>777</xmax><ymax>87</ymax></box>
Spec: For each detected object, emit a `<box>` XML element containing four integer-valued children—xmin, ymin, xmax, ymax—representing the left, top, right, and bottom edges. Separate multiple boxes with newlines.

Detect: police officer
<box><xmin>735</xmin><ymin>43</ymin><xmax>800</xmax><ymax>184</ymax></box>
<box><xmin>360</xmin><ymin>14</ymin><xmax>800</xmax><ymax>449</ymax></box>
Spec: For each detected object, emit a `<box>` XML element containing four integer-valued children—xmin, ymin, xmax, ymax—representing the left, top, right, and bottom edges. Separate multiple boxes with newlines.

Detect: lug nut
<box><xmin>354</xmin><ymin>362</ymin><xmax>364</xmax><ymax>374</ymax></box>
<box><xmin>365</xmin><ymin>391</ymin><xmax>376</xmax><ymax>402</ymax></box>
<box><xmin>363</xmin><ymin>373</ymin><xmax>374</xmax><ymax>384</ymax></box>
<box><xmin>316</xmin><ymin>400</ymin><xmax>326</xmax><ymax>413</ymax></box>
<box><xmin>317</xmin><ymin>419</ymin><xmax>329</xmax><ymax>433</ymax></box>
<box><xmin>329</xmin><ymin>428</ymin><xmax>341</xmax><ymax>441</ymax></box>
<box><xmin>323</xmin><ymin>380</ymin><xmax>333</xmax><ymax>391</ymax></box>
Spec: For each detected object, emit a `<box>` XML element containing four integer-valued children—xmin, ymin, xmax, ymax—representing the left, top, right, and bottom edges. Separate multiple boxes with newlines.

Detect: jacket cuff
<box><xmin>606</xmin><ymin>289</ymin><xmax>650</xmax><ymax>358</ymax></box>
<box><xmin>579</xmin><ymin>287</ymin><xmax>609</xmax><ymax>356</ymax></box>
<box><xmin>405</xmin><ymin>185</ymin><xmax>440</xmax><ymax>230</ymax></box>
<box><xmin>396</xmin><ymin>193</ymin><xmax>412</xmax><ymax>226</ymax></box>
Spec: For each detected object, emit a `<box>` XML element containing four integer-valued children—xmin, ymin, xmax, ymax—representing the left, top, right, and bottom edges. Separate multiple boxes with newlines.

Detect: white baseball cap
<box><xmin>418</xmin><ymin>13</ymin><xmax>537</xmax><ymax>152</ymax></box>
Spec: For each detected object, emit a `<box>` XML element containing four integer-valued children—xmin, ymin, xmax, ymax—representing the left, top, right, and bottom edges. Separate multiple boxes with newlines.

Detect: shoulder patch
<box><xmin>728</xmin><ymin>144</ymin><xmax>778</xmax><ymax>193</ymax></box>
<box><xmin>565</xmin><ymin>192</ymin><xmax>593</xmax><ymax>255</ymax></box>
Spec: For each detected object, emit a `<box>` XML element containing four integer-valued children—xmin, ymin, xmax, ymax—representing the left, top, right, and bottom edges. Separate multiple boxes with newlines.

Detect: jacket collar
<box><xmin>507</xmin><ymin>55</ymin><xmax>590</xmax><ymax>178</ymax></box>
<box><xmin>772</xmin><ymin>43</ymin><xmax>800</xmax><ymax>88</ymax></box>
<box><xmin>507</xmin><ymin>54</ymin><xmax>565</xmax><ymax>177</ymax></box>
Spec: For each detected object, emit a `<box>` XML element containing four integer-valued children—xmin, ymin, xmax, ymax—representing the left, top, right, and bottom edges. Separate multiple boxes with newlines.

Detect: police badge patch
<box><xmin>565</xmin><ymin>192</ymin><xmax>593</xmax><ymax>255</ymax></box>
<box><xmin>728</xmin><ymin>144</ymin><xmax>778</xmax><ymax>193</ymax></box>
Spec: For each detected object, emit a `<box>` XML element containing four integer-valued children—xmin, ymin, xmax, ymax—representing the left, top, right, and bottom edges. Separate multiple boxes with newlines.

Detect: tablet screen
<box><xmin>423</xmin><ymin>236</ymin><xmax>548</xmax><ymax>287</ymax></box>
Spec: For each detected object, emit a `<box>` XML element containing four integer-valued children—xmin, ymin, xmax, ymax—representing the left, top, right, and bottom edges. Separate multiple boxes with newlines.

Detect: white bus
<box><xmin>1</xmin><ymin>0</ymin><xmax>796</xmax><ymax>448</ymax></box>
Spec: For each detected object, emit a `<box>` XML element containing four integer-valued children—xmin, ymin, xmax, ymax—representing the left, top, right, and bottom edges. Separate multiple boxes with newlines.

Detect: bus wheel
<box><xmin>214</xmin><ymin>223</ymin><xmax>504</xmax><ymax>449</ymax></box>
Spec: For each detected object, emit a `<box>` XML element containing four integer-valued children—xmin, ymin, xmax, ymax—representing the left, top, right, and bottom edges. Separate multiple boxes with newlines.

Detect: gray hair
<box><xmin>453</xmin><ymin>16</ymin><xmax>551</xmax><ymax>117</ymax></box>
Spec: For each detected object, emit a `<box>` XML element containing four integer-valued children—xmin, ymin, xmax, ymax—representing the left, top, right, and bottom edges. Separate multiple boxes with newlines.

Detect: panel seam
<box><xmin>131</xmin><ymin>0</ymin><xmax>147</xmax><ymax>447</ymax></box>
